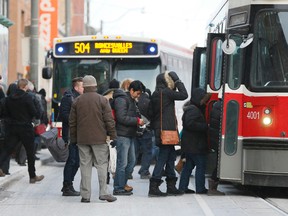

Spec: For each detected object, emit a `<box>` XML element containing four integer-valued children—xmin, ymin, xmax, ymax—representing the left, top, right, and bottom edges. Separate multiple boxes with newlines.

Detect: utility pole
<box><xmin>65</xmin><ymin>0</ymin><xmax>70</xmax><ymax>36</ymax></box>
<box><xmin>30</xmin><ymin>0</ymin><xmax>39</xmax><ymax>87</ymax></box>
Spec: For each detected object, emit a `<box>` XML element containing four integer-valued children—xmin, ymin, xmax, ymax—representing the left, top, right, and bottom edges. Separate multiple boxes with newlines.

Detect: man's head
<box><xmin>72</xmin><ymin>77</ymin><xmax>84</xmax><ymax>95</ymax></box>
<box><xmin>128</xmin><ymin>80</ymin><xmax>145</xmax><ymax>99</ymax></box>
<box><xmin>82</xmin><ymin>75</ymin><xmax>97</xmax><ymax>92</ymax></box>
<box><xmin>17</xmin><ymin>79</ymin><xmax>29</xmax><ymax>92</ymax></box>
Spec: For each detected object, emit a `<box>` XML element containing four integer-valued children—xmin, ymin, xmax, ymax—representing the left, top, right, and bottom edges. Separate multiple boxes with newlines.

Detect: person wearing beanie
<box><xmin>69</xmin><ymin>75</ymin><xmax>117</xmax><ymax>203</ymax></box>
<box><xmin>60</xmin><ymin>77</ymin><xmax>84</xmax><ymax>196</ymax></box>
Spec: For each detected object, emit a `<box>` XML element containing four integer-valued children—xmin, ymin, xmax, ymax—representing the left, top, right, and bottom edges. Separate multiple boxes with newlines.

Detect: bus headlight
<box><xmin>262</xmin><ymin>117</ymin><xmax>272</xmax><ymax>126</ymax></box>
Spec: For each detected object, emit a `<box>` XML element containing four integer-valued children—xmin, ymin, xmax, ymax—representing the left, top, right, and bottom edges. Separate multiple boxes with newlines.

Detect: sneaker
<box><xmin>196</xmin><ymin>189</ymin><xmax>208</xmax><ymax>194</ymax></box>
<box><xmin>99</xmin><ymin>194</ymin><xmax>117</xmax><ymax>202</ymax></box>
<box><xmin>81</xmin><ymin>198</ymin><xmax>90</xmax><ymax>203</ymax></box>
<box><xmin>124</xmin><ymin>184</ymin><xmax>133</xmax><ymax>192</ymax></box>
<box><xmin>0</xmin><ymin>169</ymin><xmax>5</xmax><ymax>177</ymax></box>
<box><xmin>29</xmin><ymin>175</ymin><xmax>44</xmax><ymax>183</ymax></box>
<box><xmin>113</xmin><ymin>190</ymin><xmax>133</xmax><ymax>196</ymax></box>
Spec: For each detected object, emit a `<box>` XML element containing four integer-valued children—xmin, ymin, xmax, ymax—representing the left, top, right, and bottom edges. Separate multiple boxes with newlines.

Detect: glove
<box><xmin>169</xmin><ymin>71</ymin><xmax>179</xmax><ymax>82</ymax></box>
<box><xmin>110</xmin><ymin>140</ymin><xmax>117</xmax><ymax>148</ymax></box>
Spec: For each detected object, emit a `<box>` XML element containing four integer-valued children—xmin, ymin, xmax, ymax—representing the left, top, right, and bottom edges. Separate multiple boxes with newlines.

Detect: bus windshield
<box><xmin>53</xmin><ymin>59</ymin><xmax>111</xmax><ymax>102</ymax></box>
<box><xmin>114</xmin><ymin>60</ymin><xmax>160</xmax><ymax>92</ymax></box>
<box><xmin>251</xmin><ymin>10</ymin><xmax>288</xmax><ymax>90</ymax></box>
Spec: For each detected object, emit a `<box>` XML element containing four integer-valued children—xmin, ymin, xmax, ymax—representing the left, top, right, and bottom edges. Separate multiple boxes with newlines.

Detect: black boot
<box><xmin>148</xmin><ymin>178</ymin><xmax>167</xmax><ymax>197</ymax></box>
<box><xmin>166</xmin><ymin>177</ymin><xmax>184</xmax><ymax>196</ymax></box>
<box><xmin>62</xmin><ymin>182</ymin><xmax>80</xmax><ymax>196</ymax></box>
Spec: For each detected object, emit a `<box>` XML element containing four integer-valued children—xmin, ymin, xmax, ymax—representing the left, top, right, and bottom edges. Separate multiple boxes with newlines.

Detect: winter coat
<box><xmin>112</xmin><ymin>89</ymin><xmax>140</xmax><ymax>137</ymax></box>
<box><xmin>181</xmin><ymin>88</ymin><xmax>209</xmax><ymax>154</ymax></box>
<box><xmin>69</xmin><ymin>88</ymin><xmax>116</xmax><ymax>145</ymax></box>
<box><xmin>59</xmin><ymin>88</ymin><xmax>81</xmax><ymax>143</ymax></box>
<box><xmin>5</xmin><ymin>88</ymin><xmax>39</xmax><ymax>125</ymax></box>
<box><xmin>209</xmin><ymin>99</ymin><xmax>222</xmax><ymax>150</ymax></box>
<box><xmin>151</xmin><ymin>72</ymin><xmax>188</xmax><ymax>146</ymax></box>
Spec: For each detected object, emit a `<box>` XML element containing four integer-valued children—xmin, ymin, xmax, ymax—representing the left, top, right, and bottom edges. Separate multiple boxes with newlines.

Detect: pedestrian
<box><xmin>0</xmin><ymin>79</ymin><xmax>44</xmax><ymax>183</ymax></box>
<box><xmin>59</xmin><ymin>77</ymin><xmax>84</xmax><ymax>196</ymax></box>
<box><xmin>207</xmin><ymin>93</ymin><xmax>225</xmax><ymax>195</ymax></box>
<box><xmin>69</xmin><ymin>75</ymin><xmax>117</xmax><ymax>203</ymax></box>
<box><xmin>134</xmin><ymin>88</ymin><xmax>153</xmax><ymax>179</ymax></box>
<box><xmin>148</xmin><ymin>71</ymin><xmax>188</xmax><ymax>197</ymax></box>
<box><xmin>178</xmin><ymin>88</ymin><xmax>211</xmax><ymax>194</ymax></box>
<box><xmin>112</xmin><ymin>80</ymin><xmax>145</xmax><ymax>196</ymax></box>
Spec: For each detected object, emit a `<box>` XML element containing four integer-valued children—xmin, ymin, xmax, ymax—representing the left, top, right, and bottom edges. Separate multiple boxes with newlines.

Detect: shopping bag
<box><xmin>108</xmin><ymin>143</ymin><xmax>117</xmax><ymax>174</ymax></box>
<box><xmin>40</xmin><ymin>128</ymin><xmax>68</xmax><ymax>162</ymax></box>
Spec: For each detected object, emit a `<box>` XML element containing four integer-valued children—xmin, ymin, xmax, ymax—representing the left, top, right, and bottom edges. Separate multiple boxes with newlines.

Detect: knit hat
<box><xmin>83</xmin><ymin>75</ymin><xmax>97</xmax><ymax>87</ymax></box>
<box><xmin>109</xmin><ymin>79</ymin><xmax>120</xmax><ymax>89</ymax></box>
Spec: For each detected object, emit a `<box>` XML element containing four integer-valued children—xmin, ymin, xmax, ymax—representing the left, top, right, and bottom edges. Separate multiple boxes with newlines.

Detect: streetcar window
<box><xmin>224</xmin><ymin>100</ymin><xmax>239</xmax><ymax>156</ymax></box>
<box><xmin>250</xmin><ymin>10</ymin><xmax>288</xmax><ymax>90</ymax></box>
<box><xmin>199</xmin><ymin>53</ymin><xmax>207</xmax><ymax>89</ymax></box>
<box><xmin>209</xmin><ymin>38</ymin><xmax>223</xmax><ymax>90</ymax></box>
<box><xmin>227</xmin><ymin>36</ymin><xmax>244</xmax><ymax>89</ymax></box>
<box><xmin>53</xmin><ymin>59</ymin><xmax>110</xmax><ymax>102</ymax></box>
<box><xmin>114</xmin><ymin>61</ymin><xmax>160</xmax><ymax>92</ymax></box>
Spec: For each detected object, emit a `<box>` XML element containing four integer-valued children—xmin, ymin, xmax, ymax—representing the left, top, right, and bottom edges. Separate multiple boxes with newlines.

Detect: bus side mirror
<box><xmin>42</xmin><ymin>66</ymin><xmax>52</xmax><ymax>79</ymax></box>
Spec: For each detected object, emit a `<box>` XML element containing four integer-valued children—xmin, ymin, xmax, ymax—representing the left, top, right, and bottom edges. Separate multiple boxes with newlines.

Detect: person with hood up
<box><xmin>178</xmin><ymin>88</ymin><xmax>211</xmax><ymax>194</ymax></box>
<box><xmin>148</xmin><ymin>71</ymin><xmax>188</xmax><ymax>197</ymax></box>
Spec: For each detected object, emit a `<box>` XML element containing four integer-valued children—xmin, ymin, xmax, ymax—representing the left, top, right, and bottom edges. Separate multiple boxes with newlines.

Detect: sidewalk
<box><xmin>0</xmin><ymin>149</ymin><xmax>54</xmax><ymax>190</ymax></box>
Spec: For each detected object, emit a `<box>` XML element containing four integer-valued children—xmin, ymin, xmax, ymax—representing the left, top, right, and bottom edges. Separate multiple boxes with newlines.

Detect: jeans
<box><xmin>151</xmin><ymin>145</ymin><xmax>176</xmax><ymax>180</ymax></box>
<box><xmin>63</xmin><ymin>143</ymin><xmax>79</xmax><ymax>183</ymax></box>
<box><xmin>113</xmin><ymin>136</ymin><xmax>136</xmax><ymax>191</ymax></box>
<box><xmin>179</xmin><ymin>153</ymin><xmax>207</xmax><ymax>193</ymax></box>
<box><xmin>134</xmin><ymin>130</ymin><xmax>153</xmax><ymax>175</ymax></box>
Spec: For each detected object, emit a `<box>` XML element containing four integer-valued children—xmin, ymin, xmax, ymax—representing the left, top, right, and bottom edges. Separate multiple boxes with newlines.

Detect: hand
<box><xmin>138</xmin><ymin>118</ymin><xmax>145</xmax><ymax>126</ymax></box>
<box><xmin>168</xmin><ymin>71</ymin><xmax>179</xmax><ymax>82</ymax></box>
<box><xmin>110</xmin><ymin>140</ymin><xmax>117</xmax><ymax>148</ymax></box>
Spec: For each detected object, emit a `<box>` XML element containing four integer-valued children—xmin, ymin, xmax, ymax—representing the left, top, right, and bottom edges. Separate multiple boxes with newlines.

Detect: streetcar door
<box><xmin>219</xmin><ymin>34</ymin><xmax>245</xmax><ymax>182</ymax></box>
<box><xmin>205</xmin><ymin>33</ymin><xmax>226</xmax><ymax>174</ymax></box>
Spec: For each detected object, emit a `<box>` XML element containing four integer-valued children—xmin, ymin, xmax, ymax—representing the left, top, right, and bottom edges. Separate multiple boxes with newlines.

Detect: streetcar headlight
<box><xmin>262</xmin><ymin>117</ymin><xmax>272</xmax><ymax>126</ymax></box>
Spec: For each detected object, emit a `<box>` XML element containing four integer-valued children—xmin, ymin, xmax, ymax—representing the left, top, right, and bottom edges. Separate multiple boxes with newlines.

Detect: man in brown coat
<box><xmin>69</xmin><ymin>75</ymin><xmax>117</xmax><ymax>203</ymax></box>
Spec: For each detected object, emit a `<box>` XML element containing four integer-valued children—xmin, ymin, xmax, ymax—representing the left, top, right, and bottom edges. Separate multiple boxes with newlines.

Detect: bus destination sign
<box><xmin>54</xmin><ymin>40</ymin><xmax>158</xmax><ymax>56</ymax></box>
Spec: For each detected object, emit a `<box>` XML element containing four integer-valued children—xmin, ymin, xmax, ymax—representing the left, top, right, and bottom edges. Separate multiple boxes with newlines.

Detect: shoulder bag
<box><xmin>160</xmin><ymin>91</ymin><xmax>180</xmax><ymax>145</ymax></box>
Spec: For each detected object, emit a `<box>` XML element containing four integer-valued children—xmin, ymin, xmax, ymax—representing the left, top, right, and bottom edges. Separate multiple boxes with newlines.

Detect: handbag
<box><xmin>34</xmin><ymin>123</ymin><xmax>46</xmax><ymax>135</ymax></box>
<box><xmin>40</xmin><ymin>127</ymin><xmax>68</xmax><ymax>162</ymax></box>
<box><xmin>160</xmin><ymin>91</ymin><xmax>180</xmax><ymax>145</ymax></box>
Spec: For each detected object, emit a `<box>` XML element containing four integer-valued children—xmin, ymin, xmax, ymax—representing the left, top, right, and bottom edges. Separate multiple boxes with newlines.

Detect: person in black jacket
<box><xmin>112</xmin><ymin>80</ymin><xmax>145</xmax><ymax>196</ymax></box>
<box><xmin>148</xmin><ymin>71</ymin><xmax>188</xmax><ymax>197</ymax></box>
<box><xmin>0</xmin><ymin>79</ymin><xmax>44</xmax><ymax>183</ymax></box>
<box><xmin>178</xmin><ymin>88</ymin><xmax>211</xmax><ymax>194</ymax></box>
<box><xmin>59</xmin><ymin>77</ymin><xmax>84</xmax><ymax>196</ymax></box>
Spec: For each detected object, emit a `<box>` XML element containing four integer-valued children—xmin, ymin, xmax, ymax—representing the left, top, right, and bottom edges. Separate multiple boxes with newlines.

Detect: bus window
<box><xmin>53</xmin><ymin>59</ymin><xmax>110</xmax><ymax>102</ymax></box>
<box><xmin>209</xmin><ymin>38</ymin><xmax>223</xmax><ymax>90</ymax></box>
<box><xmin>250</xmin><ymin>10</ymin><xmax>288</xmax><ymax>90</ymax></box>
<box><xmin>114</xmin><ymin>60</ymin><xmax>160</xmax><ymax>91</ymax></box>
<box><xmin>224</xmin><ymin>100</ymin><xmax>239</xmax><ymax>156</ymax></box>
<box><xmin>227</xmin><ymin>36</ymin><xmax>244</xmax><ymax>89</ymax></box>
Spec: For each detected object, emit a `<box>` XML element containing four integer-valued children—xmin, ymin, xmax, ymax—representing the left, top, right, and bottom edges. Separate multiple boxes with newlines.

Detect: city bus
<box><xmin>193</xmin><ymin>0</ymin><xmax>288</xmax><ymax>187</ymax></box>
<box><xmin>42</xmin><ymin>35</ymin><xmax>193</xmax><ymax>131</ymax></box>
